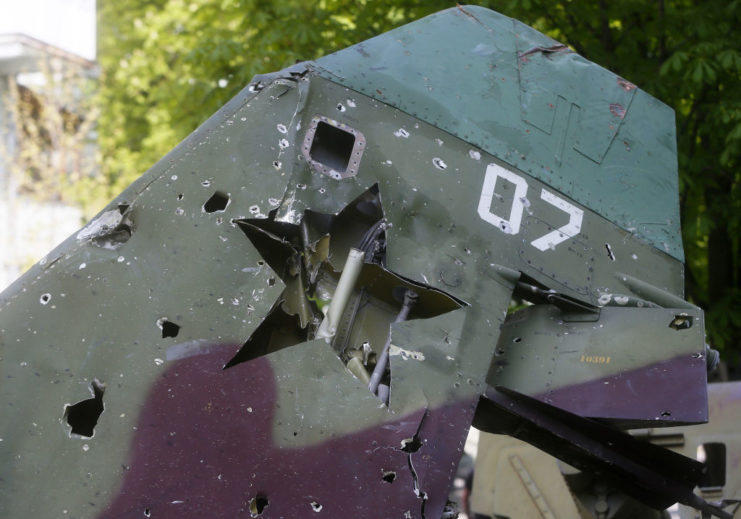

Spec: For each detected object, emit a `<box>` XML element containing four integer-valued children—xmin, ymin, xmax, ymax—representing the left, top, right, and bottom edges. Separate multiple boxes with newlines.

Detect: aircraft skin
<box><xmin>0</xmin><ymin>6</ymin><xmax>718</xmax><ymax>518</ymax></box>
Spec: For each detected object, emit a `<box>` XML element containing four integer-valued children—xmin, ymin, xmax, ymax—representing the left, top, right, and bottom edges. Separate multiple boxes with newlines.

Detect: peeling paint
<box><xmin>617</xmin><ymin>77</ymin><xmax>637</xmax><ymax>91</ymax></box>
<box><xmin>389</xmin><ymin>344</ymin><xmax>426</xmax><ymax>361</ymax></box>
<box><xmin>76</xmin><ymin>209</ymin><xmax>124</xmax><ymax>241</ymax></box>
<box><xmin>610</xmin><ymin>103</ymin><xmax>626</xmax><ymax>119</ymax></box>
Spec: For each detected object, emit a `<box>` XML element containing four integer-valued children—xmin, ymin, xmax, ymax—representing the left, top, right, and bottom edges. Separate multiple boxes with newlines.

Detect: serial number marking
<box><xmin>580</xmin><ymin>355</ymin><xmax>611</xmax><ymax>364</ymax></box>
<box><xmin>478</xmin><ymin>163</ymin><xmax>584</xmax><ymax>251</ymax></box>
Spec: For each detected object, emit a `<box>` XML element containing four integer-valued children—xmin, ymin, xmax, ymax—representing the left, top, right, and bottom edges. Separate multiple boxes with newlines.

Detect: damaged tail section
<box><xmin>0</xmin><ymin>6</ymin><xmax>719</xmax><ymax>519</ymax></box>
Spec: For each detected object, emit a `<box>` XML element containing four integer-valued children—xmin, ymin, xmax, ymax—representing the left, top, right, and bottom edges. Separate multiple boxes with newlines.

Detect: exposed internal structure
<box><xmin>225</xmin><ymin>186</ymin><xmax>462</xmax><ymax>404</ymax></box>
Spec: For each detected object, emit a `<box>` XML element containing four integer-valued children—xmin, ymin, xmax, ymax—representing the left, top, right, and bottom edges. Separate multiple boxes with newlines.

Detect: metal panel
<box><xmin>314</xmin><ymin>6</ymin><xmax>683</xmax><ymax>261</ymax></box>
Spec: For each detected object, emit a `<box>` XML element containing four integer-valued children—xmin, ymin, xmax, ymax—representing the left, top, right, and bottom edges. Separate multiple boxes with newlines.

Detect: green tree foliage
<box><xmin>97</xmin><ymin>0</ymin><xmax>446</xmax><ymax>191</ymax></box>
<box><xmin>98</xmin><ymin>1</ymin><xmax>741</xmax><ymax>366</ymax></box>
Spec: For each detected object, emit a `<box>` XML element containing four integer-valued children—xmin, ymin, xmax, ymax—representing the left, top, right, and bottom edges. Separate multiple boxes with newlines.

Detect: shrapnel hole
<box><xmin>249</xmin><ymin>495</ymin><xmax>269</xmax><ymax>516</ymax></box>
<box><xmin>158</xmin><ymin>319</ymin><xmax>181</xmax><ymax>338</ymax></box>
<box><xmin>64</xmin><ymin>379</ymin><xmax>105</xmax><ymax>438</ymax></box>
<box><xmin>401</xmin><ymin>435</ymin><xmax>422</xmax><ymax>453</ymax></box>
<box><xmin>204</xmin><ymin>191</ymin><xmax>230</xmax><ymax>213</ymax></box>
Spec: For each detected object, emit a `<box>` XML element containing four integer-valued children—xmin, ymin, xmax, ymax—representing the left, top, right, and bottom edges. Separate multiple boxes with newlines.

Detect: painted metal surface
<box><xmin>0</xmin><ymin>6</ymin><xmax>715</xmax><ymax>518</ymax></box>
<box><xmin>471</xmin><ymin>383</ymin><xmax>741</xmax><ymax>519</ymax></box>
<box><xmin>473</xmin><ymin>387</ymin><xmax>727</xmax><ymax>518</ymax></box>
<box><xmin>638</xmin><ymin>382</ymin><xmax>741</xmax><ymax>519</ymax></box>
<box><xmin>314</xmin><ymin>5</ymin><xmax>684</xmax><ymax>262</ymax></box>
<box><xmin>493</xmin><ymin>303</ymin><xmax>708</xmax><ymax>426</ymax></box>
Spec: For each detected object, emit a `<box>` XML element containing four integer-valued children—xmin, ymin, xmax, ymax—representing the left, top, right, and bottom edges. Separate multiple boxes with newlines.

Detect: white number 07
<box><xmin>477</xmin><ymin>163</ymin><xmax>583</xmax><ymax>251</ymax></box>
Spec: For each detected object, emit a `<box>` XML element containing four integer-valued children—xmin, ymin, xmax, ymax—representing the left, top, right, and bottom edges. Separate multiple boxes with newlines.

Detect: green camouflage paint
<box><xmin>314</xmin><ymin>6</ymin><xmax>684</xmax><ymax>261</ymax></box>
<box><xmin>0</xmin><ymin>7</ymin><xmax>717</xmax><ymax>518</ymax></box>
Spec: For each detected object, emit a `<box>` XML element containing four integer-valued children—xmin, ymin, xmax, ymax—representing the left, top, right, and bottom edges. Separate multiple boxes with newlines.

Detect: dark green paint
<box><xmin>313</xmin><ymin>6</ymin><xmax>683</xmax><ymax>261</ymax></box>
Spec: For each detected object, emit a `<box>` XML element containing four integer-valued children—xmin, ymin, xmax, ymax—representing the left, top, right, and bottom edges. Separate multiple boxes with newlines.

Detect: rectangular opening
<box><xmin>309</xmin><ymin>121</ymin><xmax>356</xmax><ymax>173</ymax></box>
<box><xmin>698</xmin><ymin>442</ymin><xmax>726</xmax><ymax>489</ymax></box>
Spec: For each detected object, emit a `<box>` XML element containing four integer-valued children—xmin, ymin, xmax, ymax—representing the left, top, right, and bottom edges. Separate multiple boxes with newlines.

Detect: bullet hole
<box><xmin>310</xmin><ymin>501</ymin><xmax>323</xmax><ymax>512</ymax></box>
<box><xmin>203</xmin><ymin>191</ymin><xmax>230</xmax><ymax>213</ymax></box>
<box><xmin>144</xmin><ymin>508</ymin><xmax>151</xmax><ymax>517</ymax></box>
<box><xmin>660</xmin><ymin>410</ymin><xmax>672</xmax><ymax>418</ymax></box>
<box><xmin>669</xmin><ymin>314</ymin><xmax>693</xmax><ymax>330</ymax></box>
<box><xmin>513</xmin><ymin>337</ymin><xmax>522</xmax><ymax>343</ymax></box>
<box><xmin>336</xmin><ymin>102</ymin><xmax>346</xmax><ymax>112</ymax></box>
<box><xmin>605</xmin><ymin>243</ymin><xmax>616</xmax><ymax>261</ymax></box>
<box><xmin>432</xmin><ymin>157</ymin><xmax>447</xmax><ymax>170</ymax></box>
<box><xmin>157</xmin><ymin>318</ymin><xmax>181</xmax><ymax>338</ymax></box>
<box><xmin>64</xmin><ymin>379</ymin><xmax>105</xmax><ymax>438</ymax></box>
<box><xmin>401</xmin><ymin>435</ymin><xmax>422</xmax><ymax>453</ymax></box>
<box><xmin>40</xmin><ymin>293</ymin><xmax>51</xmax><ymax>305</ymax></box>
<box><xmin>176</xmin><ymin>193</ymin><xmax>184</xmax><ymax>201</ymax></box>
<box><xmin>310</xmin><ymin>121</ymin><xmax>356</xmax><ymax>173</ymax></box>
<box><xmin>382</xmin><ymin>470</ymin><xmax>397</xmax><ymax>483</ymax></box>
<box><xmin>249</xmin><ymin>495</ymin><xmax>269</xmax><ymax>517</ymax></box>
<box><xmin>267</xmin><ymin>277</ymin><xmax>276</xmax><ymax>287</ymax></box>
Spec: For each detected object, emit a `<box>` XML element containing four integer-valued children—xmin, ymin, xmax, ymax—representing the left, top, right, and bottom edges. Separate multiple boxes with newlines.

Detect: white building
<box><xmin>0</xmin><ymin>34</ymin><xmax>95</xmax><ymax>290</ymax></box>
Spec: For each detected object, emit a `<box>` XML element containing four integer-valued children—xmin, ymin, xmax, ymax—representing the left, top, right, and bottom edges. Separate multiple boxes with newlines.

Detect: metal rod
<box><xmin>368</xmin><ymin>289</ymin><xmax>419</xmax><ymax>397</ymax></box>
<box><xmin>315</xmin><ymin>248</ymin><xmax>365</xmax><ymax>340</ymax></box>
